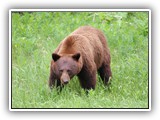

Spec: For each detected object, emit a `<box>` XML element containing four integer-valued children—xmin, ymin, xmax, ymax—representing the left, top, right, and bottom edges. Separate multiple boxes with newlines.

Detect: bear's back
<box><xmin>71</xmin><ymin>26</ymin><xmax>108</xmax><ymax>48</ymax></box>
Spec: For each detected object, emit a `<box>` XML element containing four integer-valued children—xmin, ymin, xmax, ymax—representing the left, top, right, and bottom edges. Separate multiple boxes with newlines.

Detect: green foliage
<box><xmin>11</xmin><ymin>11</ymin><xmax>149</xmax><ymax>109</ymax></box>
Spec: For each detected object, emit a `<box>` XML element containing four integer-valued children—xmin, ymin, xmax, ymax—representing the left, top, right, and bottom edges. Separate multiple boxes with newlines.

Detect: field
<box><xmin>11</xmin><ymin>11</ymin><xmax>149</xmax><ymax>109</ymax></box>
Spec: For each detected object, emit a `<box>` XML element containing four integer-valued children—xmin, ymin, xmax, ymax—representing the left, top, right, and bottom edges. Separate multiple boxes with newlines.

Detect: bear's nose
<box><xmin>63</xmin><ymin>79</ymin><xmax>69</xmax><ymax>84</ymax></box>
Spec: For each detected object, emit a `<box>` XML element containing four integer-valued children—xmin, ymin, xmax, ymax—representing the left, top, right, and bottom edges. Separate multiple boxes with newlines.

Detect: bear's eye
<box><xmin>67</xmin><ymin>69</ymin><xmax>71</xmax><ymax>74</ymax></box>
<box><xmin>60</xmin><ymin>70</ymin><xmax>63</xmax><ymax>73</ymax></box>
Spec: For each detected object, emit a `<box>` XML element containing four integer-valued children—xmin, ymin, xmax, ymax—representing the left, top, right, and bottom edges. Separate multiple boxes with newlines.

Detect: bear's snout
<box><xmin>63</xmin><ymin>79</ymin><xmax>69</xmax><ymax>84</ymax></box>
<box><xmin>60</xmin><ymin>71</ymin><xmax>70</xmax><ymax>85</ymax></box>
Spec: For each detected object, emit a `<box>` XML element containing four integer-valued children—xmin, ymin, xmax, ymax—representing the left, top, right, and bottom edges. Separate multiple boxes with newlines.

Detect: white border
<box><xmin>9</xmin><ymin>9</ymin><xmax>151</xmax><ymax>111</ymax></box>
<box><xmin>149</xmin><ymin>9</ymin><xmax>151</xmax><ymax>111</ymax></box>
<box><xmin>9</xmin><ymin>9</ymin><xmax>150</xmax><ymax>12</ymax></box>
<box><xmin>9</xmin><ymin>10</ymin><xmax>12</xmax><ymax>112</ymax></box>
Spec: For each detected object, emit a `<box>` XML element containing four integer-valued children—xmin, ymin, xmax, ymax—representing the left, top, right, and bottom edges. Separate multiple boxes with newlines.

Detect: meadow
<box><xmin>11</xmin><ymin>11</ymin><xmax>149</xmax><ymax>109</ymax></box>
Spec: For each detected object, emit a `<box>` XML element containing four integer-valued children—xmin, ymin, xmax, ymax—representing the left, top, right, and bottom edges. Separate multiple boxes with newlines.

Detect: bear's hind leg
<box><xmin>98</xmin><ymin>64</ymin><xmax>112</xmax><ymax>85</ymax></box>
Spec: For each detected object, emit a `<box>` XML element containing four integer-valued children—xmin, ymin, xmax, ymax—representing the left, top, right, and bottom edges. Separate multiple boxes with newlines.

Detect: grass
<box><xmin>11</xmin><ymin>11</ymin><xmax>149</xmax><ymax>109</ymax></box>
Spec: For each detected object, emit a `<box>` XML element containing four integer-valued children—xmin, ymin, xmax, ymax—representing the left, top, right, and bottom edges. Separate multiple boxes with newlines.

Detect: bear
<box><xmin>48</xmin><ymin>26</ymin><xmax>112</xmax><ymax>90</ymax></box>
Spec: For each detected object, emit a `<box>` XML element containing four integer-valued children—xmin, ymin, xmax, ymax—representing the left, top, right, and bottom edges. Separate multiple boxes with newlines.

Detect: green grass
<box><xmin>11</xmin><ymin>11</ymin><xmax>149</xmax><ymax>109</ymax></box>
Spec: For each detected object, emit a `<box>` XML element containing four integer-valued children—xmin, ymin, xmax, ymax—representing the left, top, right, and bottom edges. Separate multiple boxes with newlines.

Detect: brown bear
<box><xmin>49</xmin><ymin>26</ymin><xmax>112</xmax><ymax>90</ymax></box>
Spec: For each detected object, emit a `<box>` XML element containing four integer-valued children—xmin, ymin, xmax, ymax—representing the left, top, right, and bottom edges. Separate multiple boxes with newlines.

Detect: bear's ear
<box><xmin>72</xmin><ymin>53</ymin><xmax>81</xmax><ymax>61</ymax></box>
<box><xmin>52</xmin><ymin>53</ymin><xmax>61</xmax><ymax>61</ymax></box>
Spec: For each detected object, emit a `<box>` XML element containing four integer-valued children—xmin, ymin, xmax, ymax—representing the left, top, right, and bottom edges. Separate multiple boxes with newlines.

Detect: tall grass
<box><xmin>11</xmin><ymin>11</ymin><xmax>149</xmax><ymax>109</ymax></box>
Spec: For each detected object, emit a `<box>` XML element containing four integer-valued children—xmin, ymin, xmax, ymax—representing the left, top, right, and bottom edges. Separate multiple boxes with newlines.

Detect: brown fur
<box><xmin>49</xmin><ymin>26</ymin><xmax>112</xmax><ymax>90</ymax></box>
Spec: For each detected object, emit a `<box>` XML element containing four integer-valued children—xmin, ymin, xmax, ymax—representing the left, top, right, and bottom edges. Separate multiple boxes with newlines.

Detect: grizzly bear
<box><xmin>49</xmin><ymin>26</ymin><xmax>112</xmax><ymax>90</ymax></box>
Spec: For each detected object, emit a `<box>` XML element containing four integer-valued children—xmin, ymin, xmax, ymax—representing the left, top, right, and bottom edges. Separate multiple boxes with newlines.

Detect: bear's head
<box><xmin>51</xmin><ymin>53</ymin><xmax>82</xmax><ymax>85</ymax></box>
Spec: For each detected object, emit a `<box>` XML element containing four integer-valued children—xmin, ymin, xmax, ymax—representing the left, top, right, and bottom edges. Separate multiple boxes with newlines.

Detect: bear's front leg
<box><xmin>49</xmin><ymin>78</ymin><xmax>64</xmax><ymax>91</ymax></box>
<box><xmin>48</xmin><ymin>67</ymin><xmax>59</xmax><ymax>89</ymax></box>
<box><xmin>48</xmin><ymin>75</ymin><xmax>55</xmax><ymax>89</ymax></box>
<box><xmin>78</xmin><ymin>69</ymin><xmax>96</xmax><ymax>90</ymax></box>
